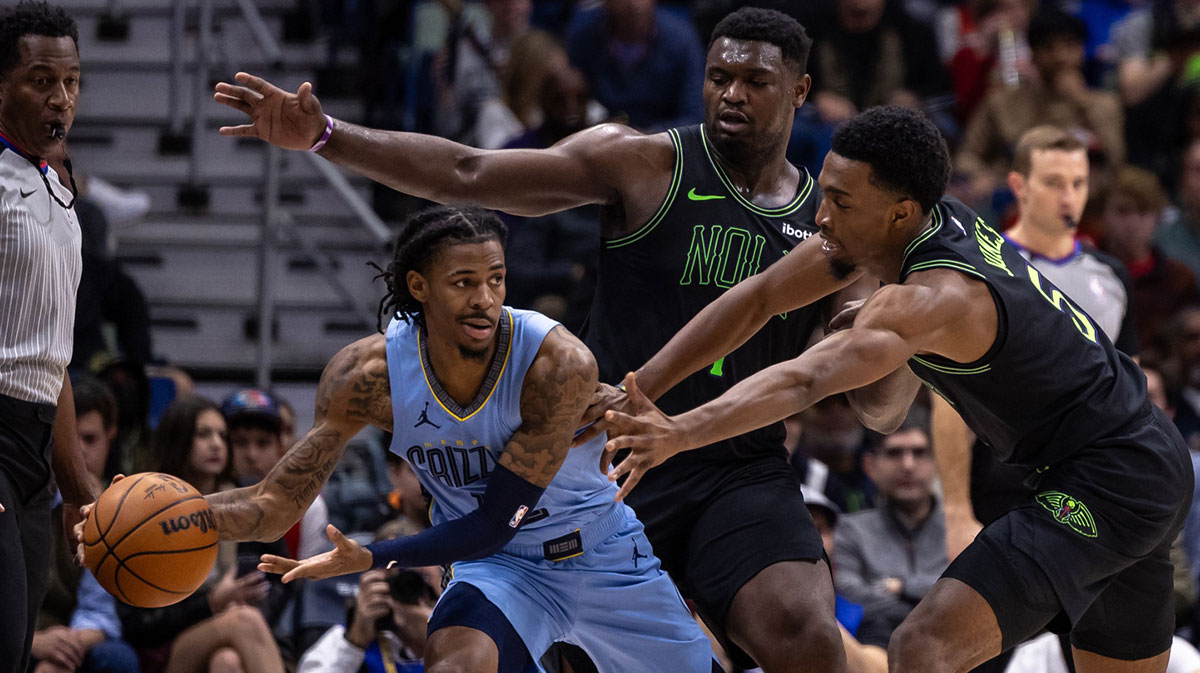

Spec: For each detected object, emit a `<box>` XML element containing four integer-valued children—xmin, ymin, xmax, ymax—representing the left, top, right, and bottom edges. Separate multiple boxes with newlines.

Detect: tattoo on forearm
<box><xmin>276</xmin><ymin>426</ymin><xmax>344</xmax><ymax>509</ymax></box>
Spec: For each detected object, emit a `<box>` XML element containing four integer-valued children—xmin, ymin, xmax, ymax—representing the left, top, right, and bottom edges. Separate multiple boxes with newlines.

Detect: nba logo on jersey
<box><xmin>509</xmin><ymin>505</ymin><xmax>529</xmax><ymax>528</ymax></box>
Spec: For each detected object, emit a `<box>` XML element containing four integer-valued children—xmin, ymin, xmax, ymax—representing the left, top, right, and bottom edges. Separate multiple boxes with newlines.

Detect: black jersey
<box><xmin>902</xmin><ymin>199</ymin><xmax>1148</xmax><ymax>467</ymax></box>
<box><xmin>581</xmin><ymin>124</ymin><xmax>825</xmax><ymax>461</ymax></box>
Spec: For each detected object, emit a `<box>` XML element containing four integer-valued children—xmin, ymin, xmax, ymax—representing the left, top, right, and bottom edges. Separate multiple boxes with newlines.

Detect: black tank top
<box><xmin>902</xmin><ymin>199</ymin><xmax>1148</xmax><ymax>466</ymax></box>
<box><xmin>581</xmin><ymin>124</ymin><xmax>826</xmax><ymax>461</ymax></box>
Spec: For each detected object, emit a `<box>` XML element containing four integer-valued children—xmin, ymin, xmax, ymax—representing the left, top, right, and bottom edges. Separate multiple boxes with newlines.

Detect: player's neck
<box><xmin>1006</xmin><ymin>219</ymin><xmax>1075</xmax><ymax>259</ymax></box>
<box><xmin>425</xmin><ymin>332</ymin><xmax>498</xmax><ymax>407</ymax></box>
<box><xmin>711</xmin><ymin>146</ymin><xmax>796</xmax><ymax>202</ymax></box>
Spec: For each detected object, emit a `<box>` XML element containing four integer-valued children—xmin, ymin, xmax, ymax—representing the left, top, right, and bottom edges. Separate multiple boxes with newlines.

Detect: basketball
<box><xmin>81</xmin><ymin>472</ymin><xmax>219</xmax><ymax>607</ymax></box>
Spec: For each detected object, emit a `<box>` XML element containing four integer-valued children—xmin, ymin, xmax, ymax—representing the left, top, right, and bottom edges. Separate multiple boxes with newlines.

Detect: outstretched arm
<box><xmin>214</xmin><ymin>73</ymin><xmax>648</xmax><ymax>218</ymax></box>
<box><xmin>635</xmin><ymin>235</ymin><xmax>860</xmax><ymax>401</ymax></box>
<box><xmin>207</xmin><ymin>335</ymin><xmax>391</xmax><ymax>542</ymax></box>
<box><xmin>605</xmin><ymin>280</ymin><xmax>960</xmax><ymax>499</ymax></box>
<box><xmin>260</xmin><ymin>327</ymin><xmax>599</xmax><ymax>581</ymax></box>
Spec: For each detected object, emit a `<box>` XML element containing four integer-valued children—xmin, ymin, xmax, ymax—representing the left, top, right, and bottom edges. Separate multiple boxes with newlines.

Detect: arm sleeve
<box><xmin>365</xmin><ymin>463</ymin><xmax>545</xmax><ymax>568</ymax></box>
<box><xmin>69</xmin><ymin>570</ymin><xmax>121</xmax><ymax>639</ymax></box>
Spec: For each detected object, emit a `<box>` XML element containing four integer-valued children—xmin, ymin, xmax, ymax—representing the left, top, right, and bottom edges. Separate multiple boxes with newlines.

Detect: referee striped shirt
<box><xmin>0</xmin><ymin>138</ymin><xmax>81</xmax><ymax>405</ymax></box>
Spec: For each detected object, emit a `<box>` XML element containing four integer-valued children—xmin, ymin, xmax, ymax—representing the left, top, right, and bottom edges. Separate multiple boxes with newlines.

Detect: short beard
<box><xmin>459</xmin><ymin>344</ymin><xmax>490</xmax><ymax>361</ymax></box>
<box><xmin>828</xmin><ymin>258</ymin><xmax>857</xmax><ymax>281</ymax></box>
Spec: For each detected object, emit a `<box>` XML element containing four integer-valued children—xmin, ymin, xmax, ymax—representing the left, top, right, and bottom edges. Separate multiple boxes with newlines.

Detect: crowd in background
<box><xmin>37</xmin><ymin>0</ymin><xmax>1200</xmax><ymax>672</ymax></box>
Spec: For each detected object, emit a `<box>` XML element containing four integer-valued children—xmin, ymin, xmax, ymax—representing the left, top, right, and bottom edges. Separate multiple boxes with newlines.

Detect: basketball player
<box><xmin>157</xmin><ymin>206</ymin><xmax>715</xmax><ymax>672</ymax></box>
<box><xmin>602</xmin><ymin>106</ymin><xmax>1192</xmax><ymax>673</ymax></box>
<box><xmin>211</xmin><ymin>9</ymin><xmax>916</xmax><ymax>670</ymax></box>
<box><xmin>0</xmin><ymin>3</ymin><xmax>97</xmax><ymax>672</ymax></box>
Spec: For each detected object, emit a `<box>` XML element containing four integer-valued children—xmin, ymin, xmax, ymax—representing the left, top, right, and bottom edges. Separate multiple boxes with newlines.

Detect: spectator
<box><xmin>1100</xmin><ymin>165</ymin><xmax>1200</xmax><ymax>356</ymax></box>
<box><xmin>786</xmin><ymin>411</ymin><xmax>852</xmax><ymax>515</ymax></box>
<box><xmin>957</xmin><ymin>11</ymin><xmax>1125</xmax><ymax>207</ymax></box>
<box><xmin>947</xmin><ymin>0</ymin><xmax>1035</xmax><ymax>123</ymax></box>
<box><xmin>221</xmin><ymin>388</ymin><xmax>331</xmax><ymax>561</ymax></box>
<box><xmin>1004</xmin><ymin>632</ymin><xmax>1200</xmax><ymax>673</ymax></box>
<box><xmin>472</xmin><ymin>30</ymin><xmax>569</xmax><ymax>150</ymax></box>
<box><xmin>69</xmin><ymin>194</ymin><xmax>152</xmax><ymax>374</ymax></box>
<box><xmin>120</xmin><ymin>395</ymin><xmax>282</xmax><ymax>673</ymax></box>
<box><xmin>1112</xmin><ymin>0</ymin><xmax>1200</xmax><ymax>108</ymax></box>
<box><xmin>432</xmin><ymin>0</ymin><xmax>533</xmax><ymax>144</ymax></box>
<box><xmin>793</xmin><ymin>395</ymin><xmax>876</xmax><ymax>513</ymax></box>
<box><xmin>297</xmin><ymin>521</ymin><xmax>439</xmax><ymax>673</ymax></box>
<box><xmin>1157</xmin><ymin>139</ymin><xmax>1200</xmax><ymax>280</ymax></box>
<box><xmin>1172</xmin><ymin>306</ymin><xmax>1200</xmax><ymax>443</ymax></box>
<box><xmin>833</xmin><ymin>406</ymin><xmax>947</xmax><ymax>649</ymax></box>
<box><xmin>501</xmin><ymin>58</ymin><xmax>607</xmax><ymax>328</ymax></box>
<box><xmin>565</xmin><ymin>0</ymin><xmax>704</xmax><ymax>132</ymax></box>
<box><xmin>802</xmin><ymin>486</ymin><xmax>888</xmax><ymax>673</ymax></box>
<box><xmin>807</xmin><ymin>0</ymin><xmax>950</xmax><ymax>125</ymax></box>
<box><xmin>30</xmin><ymin>378</ymin><xmax>138</xmax><ymax>673</ymax></box>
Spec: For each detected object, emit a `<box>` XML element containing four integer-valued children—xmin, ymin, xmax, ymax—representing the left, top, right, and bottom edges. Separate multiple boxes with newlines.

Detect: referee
<box><xmin>0</xmin><ymin>3</ymin><xmax>98</xmax><ymax>671</ymax></box>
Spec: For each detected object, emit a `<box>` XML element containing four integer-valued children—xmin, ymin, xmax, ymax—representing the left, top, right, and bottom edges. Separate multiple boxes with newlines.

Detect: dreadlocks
<box><xmin>374</xmin><ymin>205</ymin><xmax>509</xmax><ymax>332</ymax></box>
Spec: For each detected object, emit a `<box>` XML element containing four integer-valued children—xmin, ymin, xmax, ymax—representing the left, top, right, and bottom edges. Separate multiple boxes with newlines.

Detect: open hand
<box><xmin>259</xmin><ymin>524</ymin><xmax>373</xmax><ymax>583</ymax></box>
<box><xmin>601</xmin><ymin>373</ymin><xmax>687</xmax><ymax>501</ymax></box>
<box><xmin>828</xmin><ymin>299</ymin><xmax>866</xmax><ymax>332</ymax></box>
<box><xmin>75</xmin><ymin>474</ymin><xmax>123</xmax><ymax>566</ymax></box>
<box><xmin>572</xmin><ymin>383</ymin><xmax>630</xmax><ymax>457</ymax></box>
<box><xmin>214</xmin><ymin>72</ymin><xmax>328</xmax><ymax>150</ymax></box>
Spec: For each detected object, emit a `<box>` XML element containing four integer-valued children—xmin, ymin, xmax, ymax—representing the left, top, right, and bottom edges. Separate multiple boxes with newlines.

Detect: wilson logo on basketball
<box><xmin>159</xmin><ymin>509</ymin><xmax>216</xmax><ymax>536</ymax></box>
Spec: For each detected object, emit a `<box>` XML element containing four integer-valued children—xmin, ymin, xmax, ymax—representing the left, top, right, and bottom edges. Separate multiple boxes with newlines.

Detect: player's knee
<box><xmin>887</xmin><ymin>617</ymin><xmax>946</xmax><ymax>673</ymax></box>
<box><xmin>208</xmin><ymin>647</ymin><xmax>244</xmax><ymax>673</ymax></box>
<box><xmin>733</xmin><ymin>596</ymin><xmax>844</xmax><ymax>673</ymax></box>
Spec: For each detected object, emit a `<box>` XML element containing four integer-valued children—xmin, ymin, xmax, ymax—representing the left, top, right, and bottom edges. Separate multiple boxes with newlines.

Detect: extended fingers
<box><xmin>213</xmin><ymin>92</ymin><xmax>253</xmax><ymax>115</ymax></box>
<box><xmin>614</xmin><ymin>465</ymin><xmax>645</xmax><ymax>502</ymax></box>
<box><xmin>258</xmin><ymin>554</ymin><xmax>299</xmax><ymax>575</ymax></box>
<box><xmin>218</xmin><ymin>124</ymin><xmax>260</xmax><ymax>137</ymax></box>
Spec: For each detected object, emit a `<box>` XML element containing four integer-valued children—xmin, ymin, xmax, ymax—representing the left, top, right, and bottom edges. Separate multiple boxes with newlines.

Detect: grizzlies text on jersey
<box><xmin>385</xmin><ymin>308</ymin><xmax>617</xmax><ymax>547</ymax></box>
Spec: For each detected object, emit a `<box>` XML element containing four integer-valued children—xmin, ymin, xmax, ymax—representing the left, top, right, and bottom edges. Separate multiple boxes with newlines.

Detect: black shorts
<box><xmin>943</xmin><ymin>405</ymin><xmax>1193</xmax><ymax>661</ymax></box>
<box><xmin>624</xmin><ymin>451</ymin><xmax>824</xmax><ymax>669</ymax></box>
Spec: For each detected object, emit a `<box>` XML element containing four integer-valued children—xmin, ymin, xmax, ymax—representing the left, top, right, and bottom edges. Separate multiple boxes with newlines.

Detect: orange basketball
<box><xmin>82</xmin><ymin>472</ymin><xmax>219</xmax><ymax>607</ymax></box>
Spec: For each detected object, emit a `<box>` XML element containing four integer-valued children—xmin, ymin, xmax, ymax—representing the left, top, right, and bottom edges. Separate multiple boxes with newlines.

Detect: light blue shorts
<box><xmin>439</xmin><ymin>504</ymin><xmax>716</xmax><ymax>672</ymax></box>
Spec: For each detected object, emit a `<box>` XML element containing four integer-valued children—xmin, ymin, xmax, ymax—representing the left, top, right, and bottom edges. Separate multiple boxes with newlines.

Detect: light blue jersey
<box><xmin>385</xmin><ymin>307</ymin><xmax>617</xmax><ymax>549</ymax></box>
<box><xmin>385</xmin><ymin>307</ymin><xmax>716</xmax><ymax>672</ymax></box>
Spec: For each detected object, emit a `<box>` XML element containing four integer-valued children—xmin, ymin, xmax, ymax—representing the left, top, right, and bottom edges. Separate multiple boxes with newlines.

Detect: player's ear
<box><xmin>406</xmin><ymin>270</ymin><xmax>428</xmax><ymax>303</ymax></box>
<box><xmin>890</xmin><ymin>198</ymin><xmax>918</xmax><ymax>227</ymax></box>
<box><xmin>792</xmin><ymin>73</ymin><xmax>812</xmax><ymax>107</ymax></box>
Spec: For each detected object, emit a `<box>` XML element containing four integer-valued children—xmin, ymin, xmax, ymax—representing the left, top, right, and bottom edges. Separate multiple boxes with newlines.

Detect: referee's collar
<box><xmin>0</xmin><ymin>130</ymin><xmax>50</xmax><ymax>174</ymax></box>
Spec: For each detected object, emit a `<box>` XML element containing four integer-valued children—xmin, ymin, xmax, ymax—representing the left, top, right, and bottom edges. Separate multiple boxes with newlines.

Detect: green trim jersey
<box><xmin>582</xmin><ymin>124</ymin><xmax>825</xmax><ymax>460</ymax></box>
<box><xmin>901</xmin><ymin>199</ymin><xmax>1148</xmax><ymax>466</ymax></box>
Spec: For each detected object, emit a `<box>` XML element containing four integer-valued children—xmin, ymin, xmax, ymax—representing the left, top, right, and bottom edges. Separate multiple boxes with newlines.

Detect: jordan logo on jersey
<box><xmin>414</xmin><ymin>401</ymin><xmax>441</xmax><ymax>429</ymax></box>
<box><xmin>632</xmin><ymin>541</ymin><xmax>648</xmax><ymax>568</ymax></box>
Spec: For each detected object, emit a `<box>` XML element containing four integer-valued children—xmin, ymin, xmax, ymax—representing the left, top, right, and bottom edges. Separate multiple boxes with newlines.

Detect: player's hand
<box><xmin>31</xmin><ymin>626</ymin><xmax>84</xmax><ymax>671</ymax></box>
<box><xmin>573</xmin><ymin>382</ymin><xmax>629</xmax><ymax>453</ymax></box>
<box><xmin>602</xmin><ymin>373</ymin><xmax>686</xmax><ymax>501</ymax></box>
<box><xmin>214</xmin><ymin>72</ymin><xmax>327</xmax><ymax>150</ymax></box>
<box><xmin>74</xmin><ymin>473</ymin><xmax>123</xmax><ymax>566</ymax></box>
<box><xmin>260</xmin><ymin>524</ymin><xmax>373</xmax><ymax>583</ymax></box>
<box><xmin>345</xmin><ymin>570</ymin><xmax>391</xmax><ymax>648</ymax></box>
<box><xmin>828</xmin><ymin>299</ymin><xmax>867</xmax><ymax>332</ymax></box>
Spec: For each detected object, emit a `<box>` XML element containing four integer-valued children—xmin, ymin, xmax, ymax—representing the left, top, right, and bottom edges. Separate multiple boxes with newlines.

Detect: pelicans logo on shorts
<box><xmin>1036</xmin><ymin>491</ymin><xmax>1098</xmax><ymax>538</ymax></box>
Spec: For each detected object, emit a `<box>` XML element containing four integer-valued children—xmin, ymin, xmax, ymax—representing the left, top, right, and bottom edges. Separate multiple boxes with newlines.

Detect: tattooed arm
<box><xmin>259</xmin><ymin>326</ymin><xmax>599</xmax><ymax>580</ymax></box>
<box><xmin>500</xmin><ymin>325</ymin><xmax>598</xmax><ymax>487</ymax></box>
<box><xmin>207</xmin><ymin>334</ymin><xmax>393</xmax><ymax>542</ymax></box>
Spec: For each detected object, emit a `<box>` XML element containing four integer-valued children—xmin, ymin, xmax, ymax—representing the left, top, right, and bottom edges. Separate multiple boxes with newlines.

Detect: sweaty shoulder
<box><xmin>555</xmin><ymin>124</ymin><xmax>676</xmax><ymax>216</ymax></box>
<box><xmin>316</xmin><ymin>333</ymin><xmax>393</xmax><ymax>432</ymax></box>
<box><xmin>895</xmin><ymin>267</ymin><xmax>998</xmax><ymax>362</ymax></box>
